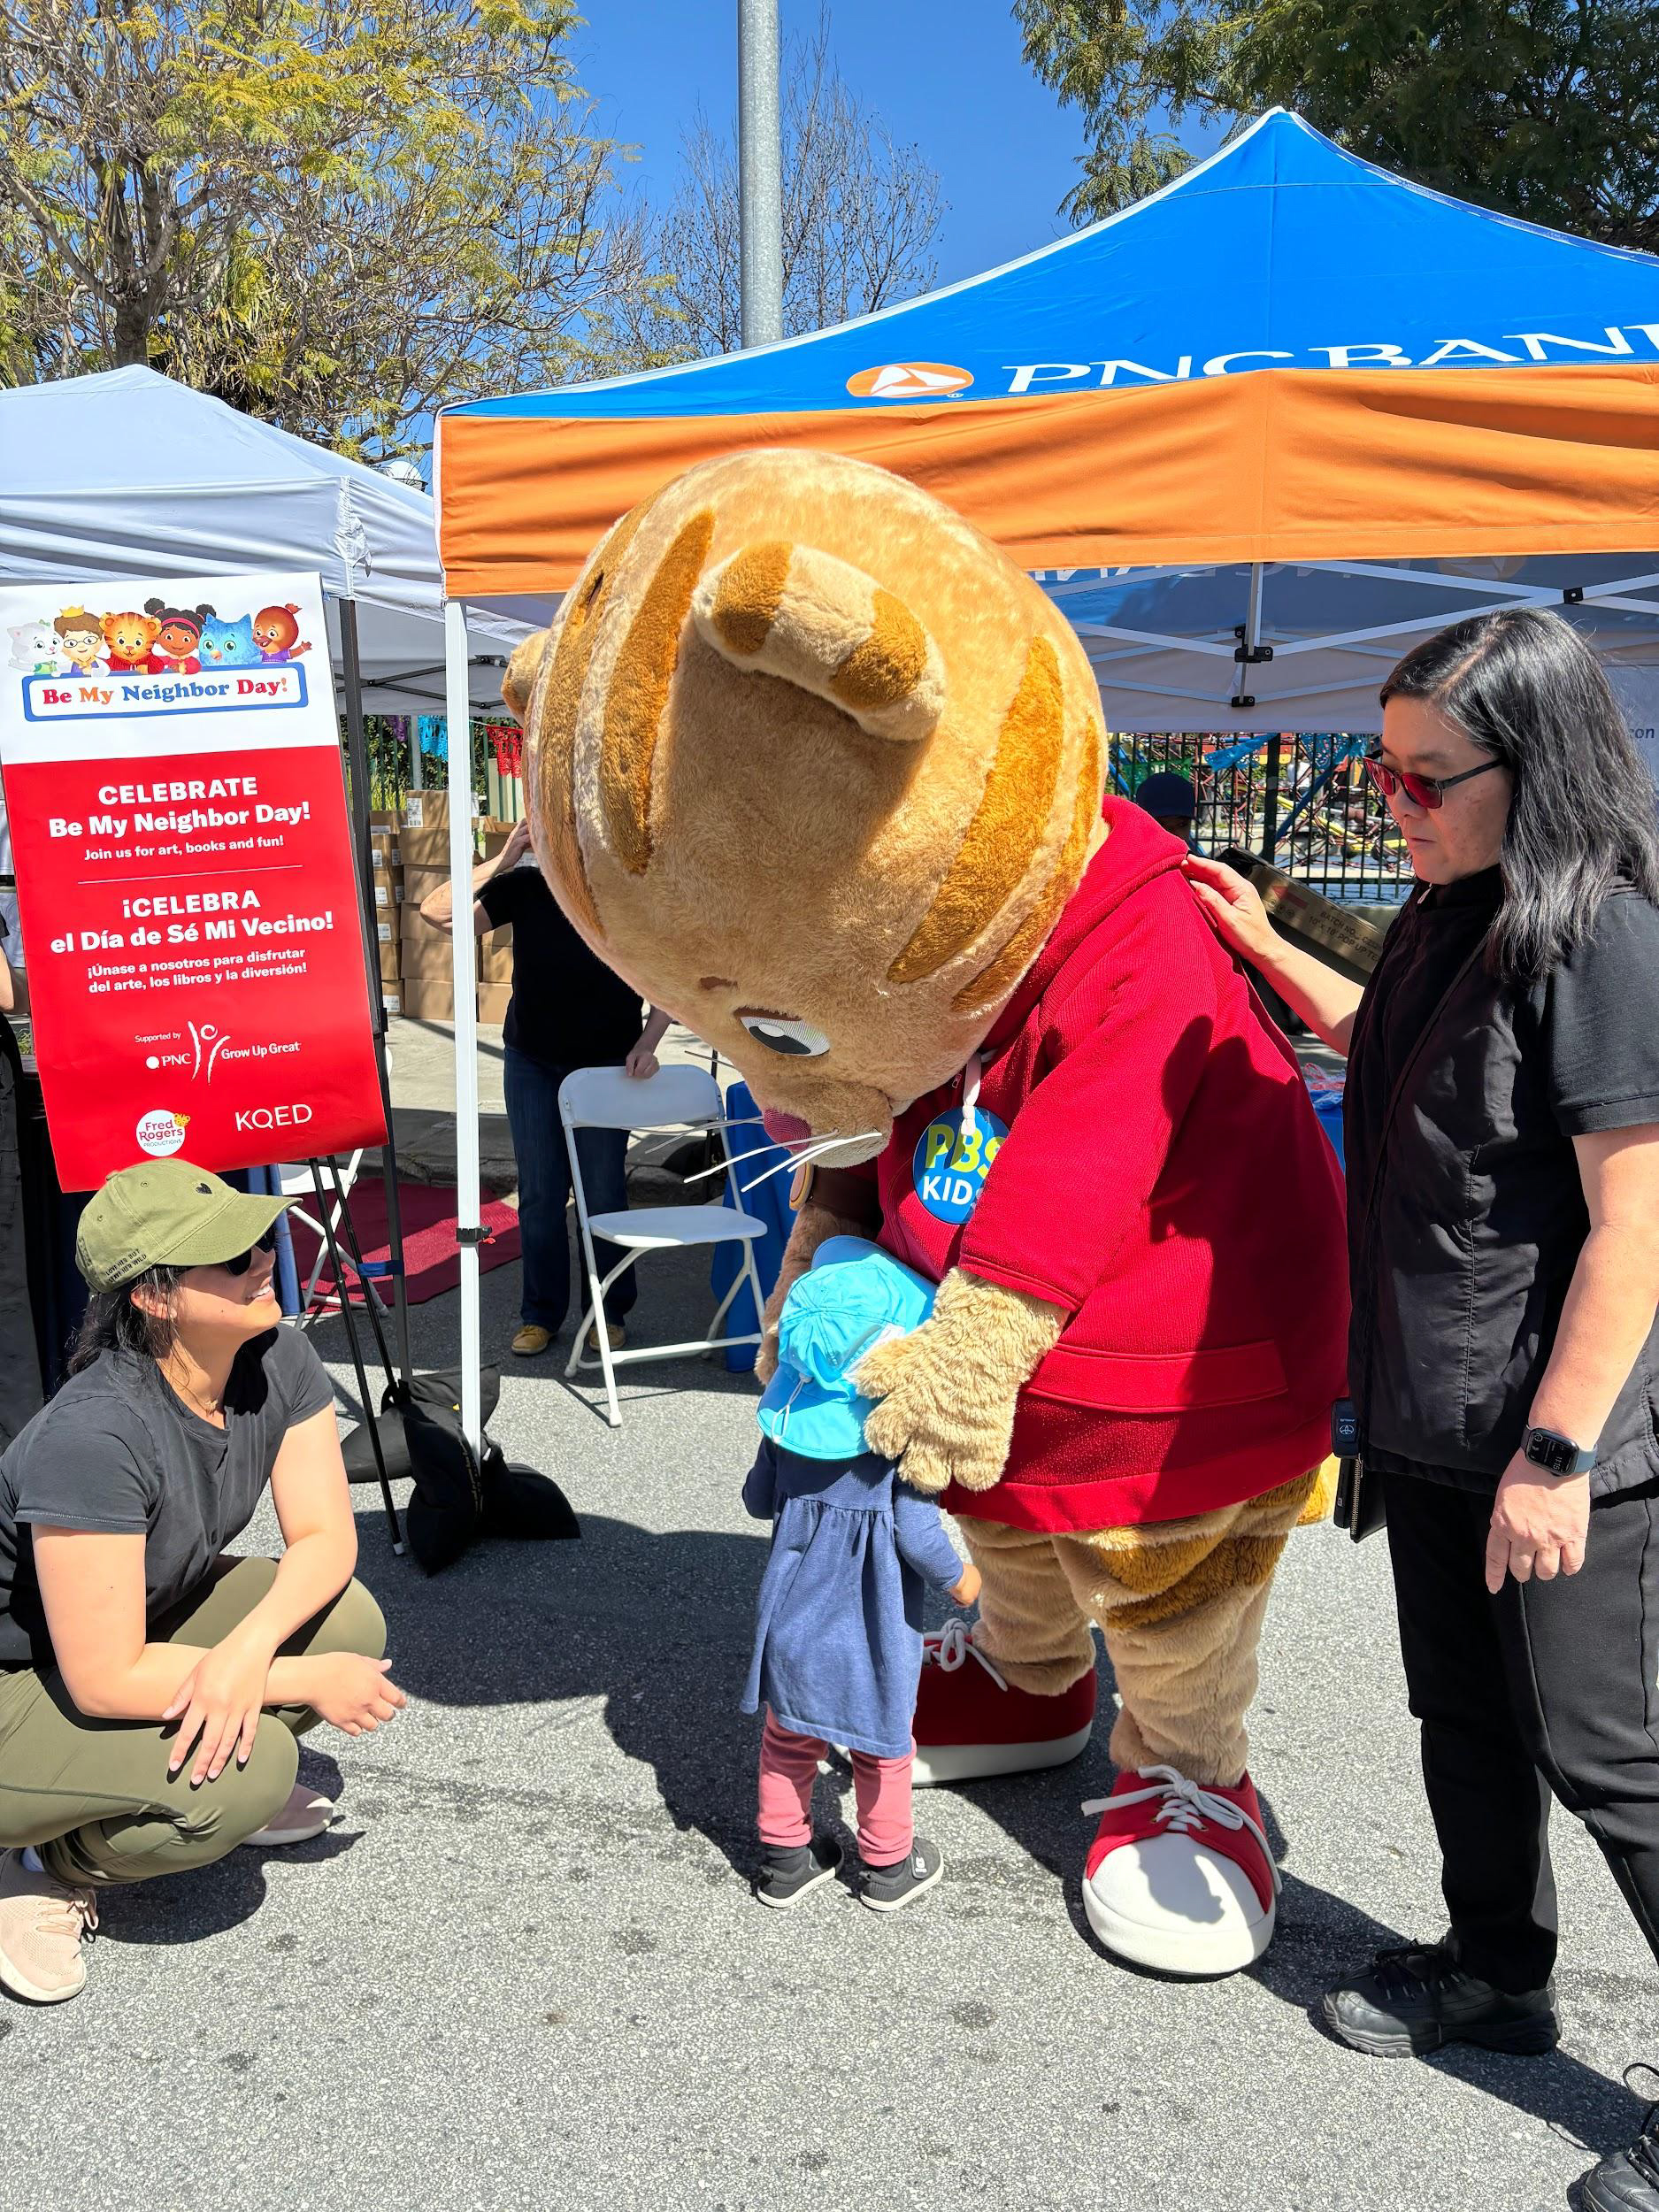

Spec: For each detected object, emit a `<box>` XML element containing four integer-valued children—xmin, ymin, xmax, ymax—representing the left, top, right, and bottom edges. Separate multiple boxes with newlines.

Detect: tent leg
<box><xmin>338</xmin><ymin>594</ymin><xmax>414</xmax><ymax>1397</ymax></box>
<box><xmin>309</xmin><ymin>1157</ymin><xmax>403</xmax><ymax>1556</ymax></box>
<box><xmin>443</xmin><ymin>602</ymin><xmax>483</xmax><ymax>1457</ymax></box>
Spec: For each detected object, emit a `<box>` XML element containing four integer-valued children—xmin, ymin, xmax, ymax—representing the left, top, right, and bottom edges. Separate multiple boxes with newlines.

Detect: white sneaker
<box><xmin>0</xmin><ymin>1849</ymin><xmax>99</xmax><ymax>2004</ymax></box>
<box><xmin>243</xmin><ymin>1785</ymin><xmax>334</xmax><ymax>1847</ymax></box>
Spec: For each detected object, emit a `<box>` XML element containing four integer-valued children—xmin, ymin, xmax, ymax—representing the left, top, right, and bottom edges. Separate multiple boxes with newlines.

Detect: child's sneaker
<box><xmin>861</xmin><ymin>1837</ymin><xmax>944</xmax><ymax>1912</ymax></box>
<box><xmin>755</xmin><ymin>1834</ymin><xmax>843</xmax><ymax>1909</ymax></box>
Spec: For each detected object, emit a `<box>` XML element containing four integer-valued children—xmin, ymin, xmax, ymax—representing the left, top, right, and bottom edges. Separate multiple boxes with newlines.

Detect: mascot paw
<box><xmin>856</xmin><ymin>1269</ymin><xmax>1063</xmax><ymax>1495</ymax></box>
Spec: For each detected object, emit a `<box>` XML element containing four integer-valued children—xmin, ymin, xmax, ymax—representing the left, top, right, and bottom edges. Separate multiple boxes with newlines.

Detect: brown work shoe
<box><xmin>0</xmin><ymin>1849</ymin><xmax>99</xmax><ymax>2004</ymax></box>
<box><xmin>580</xmin><ymin>1320</ymin><xmax>626</xmax><ymax>1358</ymax></box>
<box><xmin>511</xmin><ymin>1324</ymin><xmax>552</xmax><ymax>1357</ymax></box>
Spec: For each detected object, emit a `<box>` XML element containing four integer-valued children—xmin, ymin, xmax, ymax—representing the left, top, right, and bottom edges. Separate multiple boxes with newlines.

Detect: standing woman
<box><xmin>0</xmin><ymin>1161</ymin><xmax>402</xmax><ymax>2005</ymax></box>
<box><xmin>1188</xmin><ymin>609</ymin><xmax>1659</xmax><ymax>2211</ymax></box>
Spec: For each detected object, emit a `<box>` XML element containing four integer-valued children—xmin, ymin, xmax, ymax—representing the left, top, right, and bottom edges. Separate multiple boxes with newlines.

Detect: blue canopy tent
<box><xmin>438</xmin><ymin>108</ymin><xmax>1659</xmax><ymax>741</ymax></box>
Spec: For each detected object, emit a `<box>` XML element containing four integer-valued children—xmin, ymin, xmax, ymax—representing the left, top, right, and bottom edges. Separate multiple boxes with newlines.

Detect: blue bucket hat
<box><xmin>757</xmin><ymin>1236</ymin><xmax>936</xmax><ymax>1461</ymax></box>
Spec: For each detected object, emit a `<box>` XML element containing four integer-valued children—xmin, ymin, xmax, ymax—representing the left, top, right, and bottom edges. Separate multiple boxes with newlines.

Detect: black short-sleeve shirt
<box><xmin>476</xmin><ymin>864</ymin><xmax>644</xmax><ymax>1071</ymax></box>
<box><xmin>0</xmin><ymin>1325</ymin><xmax>334</xmax><ymax>1668</ymax></box>
<box><xmin>1348</xmin><ymin>874</ymin><xmax>1659</xmax><ymax>1492</ymax></box>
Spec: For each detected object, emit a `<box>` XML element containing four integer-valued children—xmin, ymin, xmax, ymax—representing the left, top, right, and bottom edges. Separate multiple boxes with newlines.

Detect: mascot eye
<box><xmin>739</xmin><ymin>1016</ymin><xmax>830</xmax><ymax>1058</ymax></box>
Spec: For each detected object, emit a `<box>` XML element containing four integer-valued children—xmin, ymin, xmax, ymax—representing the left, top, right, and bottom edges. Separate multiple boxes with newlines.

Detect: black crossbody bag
<box><xmin>1335</xmin><ymin>913</ymin><xmax>1490</xmax><ymax>1542</ymax></box>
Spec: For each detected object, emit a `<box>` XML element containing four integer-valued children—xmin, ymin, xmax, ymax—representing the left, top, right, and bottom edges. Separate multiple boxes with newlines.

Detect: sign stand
<box><xmin>306</xmin><ymin>1153</ymin><xmax>403</xmax><ymax>1555</ymax></box>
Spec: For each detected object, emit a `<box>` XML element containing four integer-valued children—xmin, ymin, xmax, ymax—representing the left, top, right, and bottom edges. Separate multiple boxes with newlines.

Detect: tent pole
<box><xmin>443</xmin><ymin>601</ymin><xmax>484</xmax><ymax>1455</ymax></box>
<box><xmin>737</xmin><ymin>0</ymin><xmax>783</xmax><ymax>346</ymax></box>
<box><xmin>339</xmin><ymin>595</ymin><xmax>413</xmax><ymax>1394</ymax></box>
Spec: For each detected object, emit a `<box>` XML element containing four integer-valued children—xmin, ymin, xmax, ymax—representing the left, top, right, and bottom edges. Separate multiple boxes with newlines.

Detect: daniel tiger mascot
<box><xmin>504</xmin><ymin>449</ymin><xmax>1349</xmax><ymax>1976</ymax></box>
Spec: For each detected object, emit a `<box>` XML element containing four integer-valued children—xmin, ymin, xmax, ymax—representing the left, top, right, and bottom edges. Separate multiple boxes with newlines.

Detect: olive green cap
<box><xmin>76</xmin><ymin>1160</ymin><xmax>290</xmax><ymax>1292</ymax></box>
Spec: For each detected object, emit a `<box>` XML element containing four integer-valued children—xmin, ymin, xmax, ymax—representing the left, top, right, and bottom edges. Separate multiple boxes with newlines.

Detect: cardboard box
<box><xmin>478</xmin><ymin>935</ymin><xmax>513</xmax><ymax>983</ymax></box>
<box><xmin>380</xmin><ymin>987</ymin><xmax>402</xmax><ymax>1017</ymax></box>
<box><xmin>368</xmin><ymin>879</ymin><xmax>402</xmax><ymax>910</ymax></box>
<box><xmin>375</xmin><ymin>940</ymin><xmax>402</xmax><ymax>982</ymax></box>
<box><xmin>399</xmin><ymin>926</ymin><xmax>457</xmax><ymax>977</ymax></box>
<box><xmin>373</xmin><ymin>918</ymin><xmax>395</xmax><ymax>946</ymax></box>
<box><xmin>478</xmin><ymin>982</ymin><xmax>511</xmax><ymax>1025</ymax></box>
<box><xmin>401</xmin><ymin>866</ymin><xmax>450</xmax><ymax>909</ymax></box>
<box><xmin>399</xmin><ymin>979</ymin><xmax>458</xmax><ymax>1021</ymax></box>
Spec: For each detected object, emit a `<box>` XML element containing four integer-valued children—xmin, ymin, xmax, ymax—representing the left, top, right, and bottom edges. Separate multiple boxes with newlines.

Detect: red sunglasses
<box><xmin>1363</xmin><ymin>751</ymin><xmax>1503</xmax><ymax>811</ymax></box>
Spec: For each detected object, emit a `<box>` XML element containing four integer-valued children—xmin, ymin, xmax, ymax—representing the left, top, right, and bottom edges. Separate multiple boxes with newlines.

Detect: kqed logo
<box><xmin>845</xmin><ymin>362</ymin><xmax>973</xmax><ymax>401</ymax></box>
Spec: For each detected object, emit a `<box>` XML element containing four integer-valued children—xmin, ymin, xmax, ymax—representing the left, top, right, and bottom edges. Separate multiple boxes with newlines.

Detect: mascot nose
<box><xmin>761</xmin><ymin>1108</ymin><xmax>814</xmax><ymax>1148</ymax></box>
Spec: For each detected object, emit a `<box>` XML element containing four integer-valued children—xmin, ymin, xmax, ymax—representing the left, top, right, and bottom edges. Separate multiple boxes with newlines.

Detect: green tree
<box><xmin>1015</xmin><ymin>0</ymin><xmax>1659</xmax><ymax>250</ymax></box>
<box><xmin>0</xmin><ymin>0</ymin><xmax>649</xmax><ymax>457</ymax></box>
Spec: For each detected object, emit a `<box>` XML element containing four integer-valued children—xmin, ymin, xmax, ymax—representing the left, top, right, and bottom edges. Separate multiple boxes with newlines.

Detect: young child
<box><xmin>741</xmin><ymin>1236</ymin><xmax>979</xmax><ymax>1911</ymax></box>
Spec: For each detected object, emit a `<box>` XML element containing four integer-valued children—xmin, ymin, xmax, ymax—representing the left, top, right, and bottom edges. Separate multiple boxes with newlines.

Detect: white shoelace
<box><xmin>923</xmin><ymin>1618</ymin><xmax>1008</xmax><ymax>1691</ymax></box>
<box><xmin>1081</xmin><ymin>1763</ymin><xmax>1281</xmax><ymax>1896</ymax></box>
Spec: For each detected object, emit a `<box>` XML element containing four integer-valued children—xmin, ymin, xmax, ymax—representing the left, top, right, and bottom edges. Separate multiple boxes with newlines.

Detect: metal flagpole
<box><xmin>443</xmin><ymin>601</ymin><xmax>484</xmax><ymax>1455</ymax></box>
<box><xmin>737</xmin><ymin>0</ymin><xmax>784</xmax><ymax>348</ymax></box>
<box><xmin>337</xmin><ymin>595</ymin><xmax>414</xmax><ymax>1393</ymax></box>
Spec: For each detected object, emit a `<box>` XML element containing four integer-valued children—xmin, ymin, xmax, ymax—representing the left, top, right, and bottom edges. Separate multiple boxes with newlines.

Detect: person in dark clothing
<box><xmin>1133</xmin><ymin>768</ymin><xmax>1201</xmax><ymax>849</ymax></box>
<box><xmin>418</xmin><ymin>820</ymin><xmax>669</xmax><ymax>1361</ymax></box>
<box><xmin>1188</xmin><ymin>607</ymin><xmax>1659</xmax><ymax>2212</ymax></box>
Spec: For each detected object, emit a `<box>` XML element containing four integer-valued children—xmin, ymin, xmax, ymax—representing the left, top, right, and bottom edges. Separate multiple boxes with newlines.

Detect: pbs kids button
<box><xmin>911</xmin><ymin>1106</ymin><xmax>1010</xmax><ymax>1225</ymax></box>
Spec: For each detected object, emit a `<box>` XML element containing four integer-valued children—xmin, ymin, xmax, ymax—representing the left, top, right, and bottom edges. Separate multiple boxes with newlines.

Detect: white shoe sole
<box><xmin>1082</xmin><ymin>1876</ymin><xmax>1275</xmax><ymax>1978</ymax></box>
<box><xmin>911</xmin><ymin>1724</ymin><xmax>1094</xmax><ymax>1788</ymax></box>
<box><xmin>754</xmin><ymin>1860</ymin><xmax>841</xmax><ymax>1910</ymax></box>
<box><xmin>242</xmin><ymin>1813</ymin><xmax>333</xmax><ymax>1847</ymax></box>
<box><xmin>0</xmin><ymin>1951</ymin><xmax>86</xmax><ymax>2004</ymax></box>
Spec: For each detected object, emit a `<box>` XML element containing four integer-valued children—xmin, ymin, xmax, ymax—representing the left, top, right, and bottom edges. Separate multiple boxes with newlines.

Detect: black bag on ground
<box><xmin>340</xmin><ymin>1366</ymin><xmax>502</xmax><ymax>1486</ymax></box>
<box><xmin>401</xmin><ymin>1392</ymin><xmax>580</xmax><ymax>1575</ymax></box>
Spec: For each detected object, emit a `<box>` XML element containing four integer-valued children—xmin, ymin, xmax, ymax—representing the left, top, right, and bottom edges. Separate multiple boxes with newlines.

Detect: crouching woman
<box><xmin>0</xmin><ymin>1161</ymin><xmax>402</xmax><ymax>2004</ymax></box>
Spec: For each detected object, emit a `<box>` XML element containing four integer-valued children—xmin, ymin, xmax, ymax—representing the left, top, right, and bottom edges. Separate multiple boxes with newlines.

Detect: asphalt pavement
<box><xmin>3</xmin><ymin>1233</ymin><xmax>1654</xmax><ymax>2212</ymax></box>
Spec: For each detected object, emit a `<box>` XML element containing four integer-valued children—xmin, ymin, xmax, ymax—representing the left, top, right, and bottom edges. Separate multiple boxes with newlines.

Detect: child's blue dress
<box><xmin>740</xmin><ymin>1239</ymin><xmax>965</xmax><ymax>1760</ymax></box>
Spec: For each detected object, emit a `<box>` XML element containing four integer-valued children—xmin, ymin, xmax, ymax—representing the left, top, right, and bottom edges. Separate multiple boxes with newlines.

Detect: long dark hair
<box><xmin>68</xmin><ymin>1265</ymin><xmax>181</xmax><ymax>1374</ymax></box>
<box><xmin>1379</xmin><ymin>607</ymin><xmax>1659</xmax><ymax>983</ymax></box>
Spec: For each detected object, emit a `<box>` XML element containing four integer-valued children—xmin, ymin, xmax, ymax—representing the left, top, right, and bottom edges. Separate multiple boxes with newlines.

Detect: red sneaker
<box><xmin>1081</xmin><ymin>1764</ymin><xmax>1279</xmax><ymax>1977</ymax></box>
<box><xmin>911</xmin><ymin>1623</ymin><xmax>1096</xmax><ymax>1786</ymax></box>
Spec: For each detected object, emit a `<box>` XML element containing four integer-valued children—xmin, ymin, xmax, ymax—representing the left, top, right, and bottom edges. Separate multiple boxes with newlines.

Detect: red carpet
<box><xmin>286</xmin><ymin>1178</ymin><xmax>521</xmax><ymax>1309</ymax></box>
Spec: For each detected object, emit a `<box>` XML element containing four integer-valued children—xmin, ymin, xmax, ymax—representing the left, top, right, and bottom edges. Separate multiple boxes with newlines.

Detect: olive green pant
<box><xmin>0</xmin><ymin>1558</ymin><xmax>387</xmax><ymax>1888</ymax></box>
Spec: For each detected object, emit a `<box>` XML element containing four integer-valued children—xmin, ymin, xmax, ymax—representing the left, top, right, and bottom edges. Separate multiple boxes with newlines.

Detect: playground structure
<box><xmin>1110</xmin><ymin>731</ymin><xmax>1412</xmax><ymax>904</ymax></box>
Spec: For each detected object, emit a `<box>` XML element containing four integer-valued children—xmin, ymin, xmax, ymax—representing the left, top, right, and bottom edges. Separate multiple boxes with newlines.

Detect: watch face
<box><xmin>1526</xmin><ymin>1428</ymin><xmax>1575</xmax><ymax>1475</ymax></box>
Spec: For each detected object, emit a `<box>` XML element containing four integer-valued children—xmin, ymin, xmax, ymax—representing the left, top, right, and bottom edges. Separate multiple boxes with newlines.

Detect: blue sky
<box><xmin>570</xmin><ymin>1</ymin><xmax>1217</xmax><ymax>286</ymax></box>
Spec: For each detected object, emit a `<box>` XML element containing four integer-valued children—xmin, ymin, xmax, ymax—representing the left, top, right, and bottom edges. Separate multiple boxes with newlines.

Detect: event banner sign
<box><xmin>0</xmin><ymin>570</ymin><xmax>387</xmax><ymax>1191</ymax></box>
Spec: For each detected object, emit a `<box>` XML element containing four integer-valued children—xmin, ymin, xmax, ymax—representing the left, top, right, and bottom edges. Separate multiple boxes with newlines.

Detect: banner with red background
<box><xmin>0</xmin><ymin>568</ymin><xmax>386</xmax><ymax>1192</ymax></box>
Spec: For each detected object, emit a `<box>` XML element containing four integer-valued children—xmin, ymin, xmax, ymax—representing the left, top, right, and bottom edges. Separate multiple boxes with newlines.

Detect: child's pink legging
<box><xmin>757</xmin><ymin>1707</ymin><xmax>913</xmax><ymax>1867</ymax></box>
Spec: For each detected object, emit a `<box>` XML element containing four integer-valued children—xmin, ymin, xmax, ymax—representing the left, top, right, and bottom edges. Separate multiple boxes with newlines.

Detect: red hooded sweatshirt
<box><xmin>866</xmin><ymin>800</ymin><xmax>1349</xmax><ymax>1533</ymax></box>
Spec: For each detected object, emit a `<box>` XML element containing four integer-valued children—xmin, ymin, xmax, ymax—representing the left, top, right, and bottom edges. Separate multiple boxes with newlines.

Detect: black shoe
<box><xmin>754</xmin><ymin>1835</ymin><xmax>842</xmax><ymax>1910</ymax></box>
<box><xmin>861</xmin><ymin>1838</ymin><xmax>944</xmax><ymax>1913</ymax></box>
<box><xmin>1319</xmin><ymin>1940</ymin><xmax>1560</xmax><ymax>2057</ymax></box>
<box><xmin>1580</xmin><ymin>2069</ymin><xmax>1659</xmax><ymax>2211</ymax></box>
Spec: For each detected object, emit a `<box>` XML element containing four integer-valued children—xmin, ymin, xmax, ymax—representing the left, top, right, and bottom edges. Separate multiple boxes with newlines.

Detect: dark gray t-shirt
<box><xmin>0</xmin><ymin>1325</ymin><xmax>334</xmax><ymax>1668</ymax></box>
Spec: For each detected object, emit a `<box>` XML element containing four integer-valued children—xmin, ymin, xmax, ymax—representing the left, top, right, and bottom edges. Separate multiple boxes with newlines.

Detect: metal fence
<box><xmin>1108</xmin><ymin>733</ymin><xmax>1413</xmax><ymax>906</ymax></box>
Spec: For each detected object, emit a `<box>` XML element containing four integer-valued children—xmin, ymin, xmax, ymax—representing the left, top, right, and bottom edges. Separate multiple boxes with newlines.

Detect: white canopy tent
<box><xmin>0</xmin><ymin>365</ymin><xmax>533</xmax><ymax>710</ymax></box>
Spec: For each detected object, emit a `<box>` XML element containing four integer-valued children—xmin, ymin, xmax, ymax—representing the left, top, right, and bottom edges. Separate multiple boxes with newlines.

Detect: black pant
<box><xmin>1385</xmin><ymin>1467</ymin><xmax>1659</xmax><ymax>1991</ymax></box>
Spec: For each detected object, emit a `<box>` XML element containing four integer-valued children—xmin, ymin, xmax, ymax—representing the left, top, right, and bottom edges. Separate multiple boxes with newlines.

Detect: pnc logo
<box><xmin>845</xmin><ymin>361</ymin><xmax>973</xmax><ymax>401</ymax></box>
<box><xmin>234</xmin><ymin>1102</ymin><xmax>314</xmax><ymax>1133</ymax></box>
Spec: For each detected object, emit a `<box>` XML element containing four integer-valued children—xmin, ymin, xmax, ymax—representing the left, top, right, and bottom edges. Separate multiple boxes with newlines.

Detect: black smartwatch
<box><xmin>1521</xmin><ymin>1425</ymin><xmax>1597</xmax><ymax>1478</ymax></box>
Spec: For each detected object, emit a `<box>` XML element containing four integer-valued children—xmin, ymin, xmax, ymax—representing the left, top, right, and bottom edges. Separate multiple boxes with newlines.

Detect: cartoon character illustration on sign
<box><xmin>52</xmin><ymin>607</ymin><xmax>107</xmax><ymax>674</ymax></box>
<box><xmin>252</xmin><ymin>604</ymin><xmax>311</xmax><ymax>664</ymax></box>
<box><xmin>504</xmin><ymin>449</ymin><xmax>1350</xmax><ymax>1979</ymax></box>
<box><xmin>8</xmin><ymin>619</ymin><xmax>59</xmax><ymax>673</ymax></box>
<box><xmin>144</xmin><ymin>600</ymin><xmax>213</xmax><ymax>675</ymax></box>
<box><xmin>198</xmin><ymin>613</ymin><xmax>261</xmax><ymax>669</ymax></box>
<box><xmin>101</xmin><ymin>610</ymin><xmax>163</xmax><ymax>673</ymax></box>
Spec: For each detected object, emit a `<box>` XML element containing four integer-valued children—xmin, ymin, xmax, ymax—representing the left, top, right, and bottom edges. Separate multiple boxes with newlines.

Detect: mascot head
<box><xmin>507</xmin><ymin>449</ymin><xmax>1106</xmax><ymax>1165</ymax></box>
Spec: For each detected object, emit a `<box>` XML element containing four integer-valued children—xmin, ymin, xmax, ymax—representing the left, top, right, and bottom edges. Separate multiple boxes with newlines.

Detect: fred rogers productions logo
<box><xmin>135</xmin><ymin>1108</ymin><xmax>189</xmax><ymax>1157</ymax></box>
<box><xmin>846</xmin><ymin>362</ymin><xmax>973</xmax><ymax>401</ymax></box>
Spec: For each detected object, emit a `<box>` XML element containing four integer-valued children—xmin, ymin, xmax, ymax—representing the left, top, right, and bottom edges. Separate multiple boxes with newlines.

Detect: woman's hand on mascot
<box><xmin>856</xmin><ymin>1271</ymin><xmax>1063</xmax><ymax>1495</ymax></box>
<box><xmin>1183</xmin><ymin>854</ymin><xmax>1279</xmax><ymax>967</ymax></box>
<box><xmin>1485</xmin><ymin>1456</ymin><xmax>1591</xmax><ymax>1591</ymax></box>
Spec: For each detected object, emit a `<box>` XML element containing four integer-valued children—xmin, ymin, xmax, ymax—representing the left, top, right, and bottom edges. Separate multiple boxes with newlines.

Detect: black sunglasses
<box><xmin>220</xmin><ymin>1226</ymin><xmax>280</xmax><ymax>1277</ymax></box>
<box><xmin>1363</xmin><ymin>751</ymin><xmax>1504</xmax><ymax>811</ymax></box>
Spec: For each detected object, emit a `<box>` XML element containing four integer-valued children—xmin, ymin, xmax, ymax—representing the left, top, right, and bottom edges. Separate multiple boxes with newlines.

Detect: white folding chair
<box><xmin>273</xmin><ymin>1152</ymin><xmax>389</xmax><ymax>1325</ymax></box>
<box><xmin>558</xmin><ymin>1064</ymin><xmax>769</xmax><ymax>1428</ymax></box>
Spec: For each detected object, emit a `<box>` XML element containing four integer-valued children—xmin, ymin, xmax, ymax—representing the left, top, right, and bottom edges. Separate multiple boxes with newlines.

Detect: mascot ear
<box><xmin>503</xmin><ymin>628</ymin><xmax>552</xmax><ymax>725</ymax></box>
<box><xmin>692</xmin><ymin>541</ymin><xmax>944</xmax><ymax>744</ymax></box>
